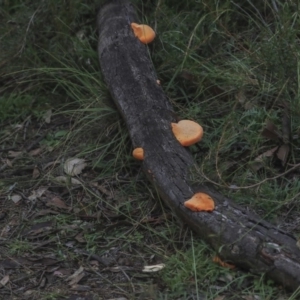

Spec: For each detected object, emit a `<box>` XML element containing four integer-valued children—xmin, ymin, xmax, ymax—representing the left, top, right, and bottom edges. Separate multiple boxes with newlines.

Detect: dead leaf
<box><xmin>64</xmin><ymin>158</ymin><xmax>86</xmax><ymax>176</ymax></box>
<box><xmin>92</xmin><ymin>182</ymin><xmax>113</xmax><ymax>198</ymax></box>
<box><xmin>142</xmin><ymin>263</ymin><xmax>165</xmax><ymax>273</ymax></box>
<box><xmin>55</xmin><ymin>176</ymin><xmax>82</xmax><ymax>185</ymax></box>
<box><xmin>43</xmin><ymin>160</ymin><xmax>60</xmax><ymax>170</ymax></box>
<box><xmin>250</xmin><ymin>146</ymin><xmax>278</xmax><ymax>172</ymax></box>
<box><xmin>296</xmin><ymin>239</ymin><xmax>300</xmax><ymax>250</ymax></box>
<box><xmin>0</xmin><ymin>275</ymin><xmax>9</xmax><ymax>287</ymax></box>
<box><xmin>236</xmin><ymin>89</ymin><xmax>246</xmax><ymax>104</ymax></box>
<box><xmin>75</xmin><ymin>232</ymin><xmax>86</xmax><ymax>243</ymax></box>
<box><xmin>29</xmin><ymin>148</ymin><xmax>42</xmax><ymax>156</ymax></box>
<box><xmin>46</xmin><ymin>197</ymin><xmax>69</xmax><ymax>210</ymax></box>
<box><xmin>277</xmin><ymin>144</ymin><xmax>290</xmax><ymax>166</ymax></box>
<box><xmin>76</xmin><ymin>30</ymin><xmax>85</xmax><ymax>41</ymax></box>
<box><xmin>254</xmin><ymin>147</ymin><xmax>278</xmax><ymax>163</ymax></box>
<box><xmin>261</xmin><ymin>120</ymin><xmax>281</xmax><ymax>141</ymax></box>
<box><xmin>43</xmin><ymin>109</ymin><xmax>52</xmax><ymax>124</ymax></box>
<box><xmin>53</xmin><ymin>268</ymin><xmax>72</xmax><ymax>277</ymax></box>
<box><xmin>5</xmin><ymin>159</ymin><xmax>12</xmax><ymax>168</ymax></box>
<box><xmin>32</xmin><ymin>166</ymin><xmax>40</xmax><ymax>179</ymax></box>
<box><xmin>8</xmin><ymin>151</ymin><xmax>22</xmax><ymax>158</ymax></box>
<box><xmin>282</xmin><ymin>110</ymin><xmax>291</xmax><ymax>144</ymax></box>
<box><xmin>1</xmin><ymin>225</ymin><xmax>11</xmax><ymax>238</ymax></box>
<box><xmin>67</xmin><ymin>266</ymin><xmax>85</xmax><ymax>285</ymax></box>
<box><xmin>70</xmin><ymin>284</ymin><xmax>90</xmax><ymax>291</ymax></box>
<box><xmin>10</xmin><ymin>194</ymin><xmax>22</xmax><ymax>204</ymax></box>
<box><xmin>28</xmin><ymin>187</ymin><xmax>48</xmax><ymax>201</ymax></box>
<box><xmin>24</xmin><ymin>220</ymin><xmax>54</xmax><ymax>236</ymax></box>
<box><xmin>242</xmin><ymin>296</ymin><xmax>259</xmax><ymax>300</ymax></box>
<box><xmin>23</xmin><ymin>290</ymin><xmax>34</xmax><ymax>297</ymax></box>
<box><xmin>213</xmin><ymin>296</ymin><xmax>226</xmax><ymax>300</ymax></box>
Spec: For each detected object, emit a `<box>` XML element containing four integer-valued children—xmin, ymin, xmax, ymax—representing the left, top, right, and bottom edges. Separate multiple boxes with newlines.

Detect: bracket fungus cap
<box><xmin>213</xmin><ymin>256</ymin><xmax>235</xmax><ymax>269</ymax></box>
<box><xmin>133</xmin><ymin>147</ymin><xmax>144</xmax><ymax>160</ymax></box>
<box><xmin>172</xmin><ymin>120</ymin><xmax>203</xmax><ymax>146</ymax></box>
<box><xmin>131</xmin><ymin>23</ymin><xmax>156</xmax><ymax>44</ymax></box>
<box><xmin>184</xmin><ymin>192</ymin><xmax>215</xmax><ymax>212</ymax></box>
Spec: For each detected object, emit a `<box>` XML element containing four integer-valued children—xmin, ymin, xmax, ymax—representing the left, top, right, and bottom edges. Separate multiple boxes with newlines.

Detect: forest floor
<box><xmin>1</xmin><ymin>0</ymin><xmax>300</xmax><ymax>299</ymax></box>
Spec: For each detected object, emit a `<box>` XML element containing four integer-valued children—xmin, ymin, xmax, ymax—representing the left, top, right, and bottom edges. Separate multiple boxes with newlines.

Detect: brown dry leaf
<box><xmin>53</xmin><ymin>268</ymin><xmax>72</xmax><ymax>277</ymax></box>
<box><xmin>46</xmin><ymin>197</ymin><xmax>69</xmax><ymax>210</ymax></box>
<box><xmin>67</xmin><ymin>266</ymin><xmax>85</xmax><ymax>285</ymax></box>
<box><xmin>0</xmin><ymin>259</ymin><xmax>21</xmax><ymax>269</ymax></box>
<box><xmin>5</xmin><ymin>159</ymin><xmax>13</xmax><ymax>168</ymax></box>
<box><xmin>10</xmin><ymin>194</ymin><xmax>22</xmax><ymax>204</ymax></box>
<box><xmin>8</xmin><ymin>150</ymin><xmax>22</xmax><ymax>158</ymax></box>
<box><xmin>70</xmin><ymin>284</ymin><xmax>91</xmax><ymax>291</ymax></box>
<box><xmin>43</xmin><ymin>109</ymin><xmax>52</xmax><ymax>124</ymax></box>
<box><xmin>213</xmin><ymin>296</ymin><xmax>226</xmax><ymax>300</ymax></box>
<box><xmin>29</xmin><ymin>148</ymin><xmax>42</xmax><ymax>156</ymax></box>
<box><xmin>282</xmin><ymin>111</ymin><xmax>291</xmax><ymax>144</ymax></box>
<box><xmin>296</xmin><ymin>239</ymin><xmax>300</xmax><ymax>250</ymax></box>
<box><xmin>92</xmin><ymin>182</ymin><xmax>113</xmax><ymax>199</ymax></box>
<box><xmin>28</xmin><ymin>186</ymin><xmax>48</xmax><ymax>201</ymax></box>
<box><xmin>235</xmin><ymin>89</ymin><xmax>246</xmax><ymax>104</ymax></box>
<box><xmin>0</xmin><ymin>275</ymin><xmax>9</xmax><ymax>287</ymax></box>
<box><xmin>251</xmin><ymin>146</ymin><xmax>278</xmax><ymax>172</ymax></box>
<box><xmin>32</xmin><ymin>166</ymin><xmax>40</xmax><ymax>179</ymax></box>
<box><xmin>75</xmin><ymin>232</ymin><xmax>86</xmax><ymax>243</ymax></box>
<box><xmin>142</xmin><ymin>263</ymin><xmax>165</xmax><ymax>273</ymax></box>
<box><xmin>43</xmin><ymin>161</ymin><xmax>60</xmax><ymax>170</ymax></box>
<box><xmin>25</xmin><ymin>220</ymin><xmax>54</xmax><ymax>236</ymax></box>
<box><xmin>277</xmin><ymin>144</ymin><xmax>290</xmax><ymax>166</ymax></box>
<box><xmin>64</xmin><ymin>158</ymin><xmax>86</xmax><ymax>176</ymax></box>
<box><xmin>180</xmin><ymin>70</ymin><xmax>196</xmax><ymax>82</ymax></box>
<box><xmin>254</xmin><ymin>147</ymin><xmax>278</xmax><ymax>162</ymax></box>
<box><xmin>261</xmin><ymin>120</ymin><xmax>281</xmax><ymax>141</ymax></box>
<box><xmin>23</xmin><ymin>290</ymin><xmax>34</xmax><ymax>297</ymax></box>
<box><xmin>55</xmin><ymin>176</ymin><xmax>82</xmax><ymax>185</ymax></box>
<box><xmin>0</xmin><ymin>226</ymin><xmax>10</xmax><ymax>238</ymax></box>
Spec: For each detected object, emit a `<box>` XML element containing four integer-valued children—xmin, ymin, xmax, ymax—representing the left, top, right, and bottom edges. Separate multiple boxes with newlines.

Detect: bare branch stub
<box><xmin>97</xmin><ymin>0</ymin><xmax>300</xmax><ymax>291</ymax></box>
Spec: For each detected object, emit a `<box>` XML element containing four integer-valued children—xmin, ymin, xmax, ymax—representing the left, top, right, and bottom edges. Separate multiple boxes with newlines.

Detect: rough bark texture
<box><xmin>97</xmin><ymin>0</ymin><xmax>300</xmax><ymax>291</ymax></box>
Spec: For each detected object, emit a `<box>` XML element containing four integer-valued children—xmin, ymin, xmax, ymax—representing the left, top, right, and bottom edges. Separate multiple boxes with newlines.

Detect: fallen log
<box><xmin>97</xmin><ymin>0</ymin><xmax>300</xmax><ymax>291</ymax></box>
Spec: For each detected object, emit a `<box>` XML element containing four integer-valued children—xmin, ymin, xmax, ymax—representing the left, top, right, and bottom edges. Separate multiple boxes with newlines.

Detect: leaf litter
<box><xmin>0</xmin><ymin>103</ymin><xmax>229</xmax><ymax>299</ymax></box>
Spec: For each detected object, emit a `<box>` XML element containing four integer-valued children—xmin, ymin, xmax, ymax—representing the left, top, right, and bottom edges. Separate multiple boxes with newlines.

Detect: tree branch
<box><xmin>97</xmin><ymin>0</ymin><xmax>300</xmax><ymax>291</ymax></box>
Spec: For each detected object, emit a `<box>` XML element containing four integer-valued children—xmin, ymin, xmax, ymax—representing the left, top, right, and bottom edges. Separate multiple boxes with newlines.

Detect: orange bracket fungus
<box><xmin>213</xmin><ymin>256</ymin><xmax>235</xmax><ymax>269</ymax></box>
<box><xmin>133</xmin><ymin>147</ymin><xmax>144</xmax><ymax>160</ymax></box>
<box><xmin>184</xmin><ymin>192</ymin><xmax>215</xmax><ymax>212</ymax></box>
<box><xmin>131</xmin><ymin>23</ymin><xmax>156</xmax><ymax>44</ymax></box>
<box><xmin>171</xmin><ymin>120</ymin><xmax>203</xmax><ymax>146</ymax></box>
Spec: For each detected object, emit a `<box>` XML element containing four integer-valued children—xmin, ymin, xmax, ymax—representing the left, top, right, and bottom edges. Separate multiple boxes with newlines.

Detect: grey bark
<box><xmin>97</xmin><ymin>0</ymin><xmax>300</xmax><ymax>291</ymax></box>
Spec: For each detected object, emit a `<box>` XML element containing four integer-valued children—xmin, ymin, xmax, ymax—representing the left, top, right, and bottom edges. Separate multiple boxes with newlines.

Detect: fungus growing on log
<box><xmin>184</xmin><ymin>192</ymin><xmax>215</xmax><ymax>212</ymax></box>
<box><xmin>98</xmin><ymin>0</ymin><xmax>300</xmax><ymax>290</ymax></box>
<box><xmin>133</xmin><ymin>147</ymin><xmax>144</xmax><ymax>160</ymax></box>
<box><xmin>131</xmin><ymin>23</ymin><xmax>156</xmax><ymax>44</ymax></box>
<box><xmin>172</xmin><ymin>120</ymin><xmax>203</xmax><ymax>146</ymax></box>
<box><xmin>213</xmin><ymin>256</ymin><xmax>235</xmax><ymax>269</ymax></box>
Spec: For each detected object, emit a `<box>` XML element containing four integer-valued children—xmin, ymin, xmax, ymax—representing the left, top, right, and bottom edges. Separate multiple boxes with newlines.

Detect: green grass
<box><xmin>1</xmin><ymin>0</ymin><xmax>300</xmax><ymax>299</ymax></box>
